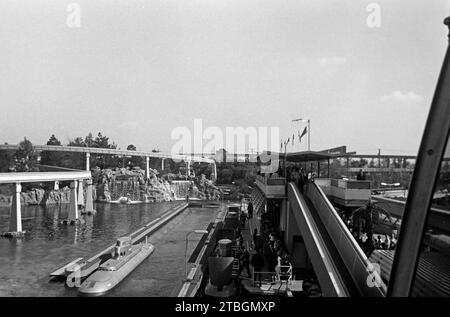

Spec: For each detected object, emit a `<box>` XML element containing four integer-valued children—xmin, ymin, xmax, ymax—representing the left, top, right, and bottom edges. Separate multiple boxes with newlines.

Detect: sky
<box><xmin>1</xmin><ymin>0</ymin><xmax>449</xmax><ymax>156</ymax></box>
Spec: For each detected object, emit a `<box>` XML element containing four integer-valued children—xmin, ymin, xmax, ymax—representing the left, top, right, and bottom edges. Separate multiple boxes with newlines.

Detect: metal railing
<box><xmin>287</xmin><ymin>183</ymin><xmax>349</xmax><ymax>296</ymax></box>
<box><xmin>256</xmin><ymin>174</ymin><xmax>286</xmax><ymax>185</ymax></box>
<box><xmin>0</xmin><ymin>144</ymin><xmax>214</xmax><ymax>164</ymax></box>
<box><xmin>251</xmin><ymin>264</ymin><xmax>293</xmax><ymax>287</ymax></box>
<box><xmin>305</xmin><ymin>181</ymin><xmax>386</xmax><ymax>296</ymax></box>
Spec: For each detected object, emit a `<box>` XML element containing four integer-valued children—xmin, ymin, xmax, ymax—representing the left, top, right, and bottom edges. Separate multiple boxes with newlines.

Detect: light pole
<box><xmin>292</xmin><ymin>118</ymin><xmax>311</xmax><ymax>151</ymax></box>
<box><xmin>185</xmin><ymin>229</ymin><xmax>209</xmax><ymax>280</ymax></box>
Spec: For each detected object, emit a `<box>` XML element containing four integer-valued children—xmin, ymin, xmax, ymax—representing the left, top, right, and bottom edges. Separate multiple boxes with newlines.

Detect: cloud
<box><xmin>380</xmin><ymin>91</ymin><xmax>423</xmax><ymax>103</ymax></box>
<box><xmin>317</xmin><ymin>56</ymin><xmax>347</xmax><ymax>66</ymax></box>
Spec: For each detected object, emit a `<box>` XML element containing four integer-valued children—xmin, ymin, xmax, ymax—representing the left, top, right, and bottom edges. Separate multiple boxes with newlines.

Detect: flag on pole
<box><xmin>284</xmin><ymin>138</ymin><xmax>290</xmax><ymax>150</ymax></box>
<box><xmin>298</xmin><ymin>130</ymin><xmax>302</xmax><ymax>143</ymax></box>
<box><xmin>299</xmin><ymin>127</ymin><xmax>307</xmax><ymax>140</ymax></box>
<box><xmin>292</xmin><ymin>134</ymin><xmax>295</xmax><ymax>146</ymax></box>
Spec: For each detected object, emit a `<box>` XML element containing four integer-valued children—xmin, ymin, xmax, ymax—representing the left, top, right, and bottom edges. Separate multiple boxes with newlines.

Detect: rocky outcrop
<box><xmin>196</xmin><ymin>175</ymin><xmax>221</xmax><ymax>200</ymax></box>
<box><xmin>96</xmin><ymin>182</ymin><xmax>111</xmax><ymax>202</ymax></box>
<box><xmin>0</xmin><ymin>187</ymin><xmax>74</xmax><ymax>206</ymax></box>
<box><xmin>0</xmin><ymin>195</ymin><xmax>12</xmax><ymax>207</ymax></box>
<box><xmin>96</xmin><ymin>166</ymin><xmax>177</xmax><ymax>202</ymax></box>
<box><xmin>42</xmin><ymin>187</ymin><xmax>71</xmax><ymax>205</ymax></box>
<box><xmin>20</xmin><ymin>188</ymin><xmax>45</xmax><ymax>205</ymax></box>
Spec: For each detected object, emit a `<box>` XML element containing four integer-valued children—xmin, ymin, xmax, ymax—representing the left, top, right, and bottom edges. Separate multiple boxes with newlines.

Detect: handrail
<box><xmin>310</xmin><ymin>182</ymin><xmax>368</xmax><ymax>260</ymax></box>
<box><xmin>0</xmin><ymin>144</ymin><xmax>215</xmax><ymax>164</ymax></box>
<box><xmin>256</xmin><ymin>174</ymin><xmax>286</xmax><ymax>185</ymax></box>
<box><xmin>306</xmin><ymin>181</ymin><xmax>386</xmax><ymax>296</ymax></box>
<box><xmin>287</xmin><ymin>182</ymin><xmax>349</xmax><ymax>297</ymax></box>
<box><xmin>372</xmin><ymin>195</ymin><xmax>450</xmax><ymax>216</ymax></box>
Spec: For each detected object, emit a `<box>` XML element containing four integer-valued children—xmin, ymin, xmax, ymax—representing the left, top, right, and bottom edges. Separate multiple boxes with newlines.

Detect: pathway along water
<box><xmin>0</xmin><ymin>201</ymin><xmax>220</xmax><ymax>296</ymax></box>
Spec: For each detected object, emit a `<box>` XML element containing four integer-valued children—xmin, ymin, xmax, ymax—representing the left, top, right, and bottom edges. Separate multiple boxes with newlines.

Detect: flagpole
<box><xmin>308</xmin><ymin>119</ymin><xmax>311</xmax><ymax>151</ymax></box>
<box><xmin>292</xmin><ymin>117</ymin><xmax>311</xmax><ymax>151</ymax></box>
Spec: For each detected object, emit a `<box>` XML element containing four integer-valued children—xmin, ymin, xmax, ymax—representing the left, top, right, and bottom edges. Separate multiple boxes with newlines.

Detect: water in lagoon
<box><xmin>0</xmin><ymin>202</ymin><xmax>219</xmax><ymax>296</ymax></box>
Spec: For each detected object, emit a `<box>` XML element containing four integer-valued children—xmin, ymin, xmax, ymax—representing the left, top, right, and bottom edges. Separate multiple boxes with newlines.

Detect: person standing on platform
<box><xmin>252</xmin><ymin>228</ymin><xmax>258</xmax><ymax>248</ymax></box>
<box><xmin>275</xmin><ymin>250</ymin><xmax>283</xmax><ymax>280</ymax></box>
<box><xmin>298</xmin><ymin>168</ymin><xmax>305</xmax><ymax>194</ymax></box>
<box><xmin>357</xmin><ymin>169</ymin><xmax>366</xmax><ymax>180</ymax></box>
<box><xmin>254</xmin><ymin>233</ymin><xmax>262</xmax><ymax>253</ymax></box>
<box><xmin>377</xmin><ymin>236</ymin><xmax>383</xmax><ymax>249</ymax></box>
<box><xmin>247</xmin><ymin>201</ymin><xmax>254</xmax><ymax>220</ymax></box>
<box><xmin>239</xmin><ymin>246</ymin><xmax>252</xmax><ymax>278</ymax></box>
<box><xmin>291</xmin><ymin>167</ymin><xmax>300</xmax><ymax>186</ymax></box>
<box><xmin>250</xmin><ymin>251</ymin><xmax>264</xmax><ymax>287</ymax></box>
<box><xmin>239</xmin><ymin>208</ymin><xmax>247</xmax><ymax>228</ymax></box>
<box><xmin>302</xmin><ymin>168</ymin><xmax>308</xmax><ymax>194</ymax></box>
<box><xmin>238</xmin><ymin>234</ymin><xmax>244</xmax><ymax>248</ymax></box>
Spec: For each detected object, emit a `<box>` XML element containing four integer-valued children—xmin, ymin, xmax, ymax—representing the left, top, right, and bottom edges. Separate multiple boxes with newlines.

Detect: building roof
<box><xmin>257</xmin><ymin>150</ymin><xmax>332</xmax><ymax>163</ymax></box>
<box><xmin>281</xmin><ymin>151</ymin><xmax>333</xmax><ymax>162</ymax></box>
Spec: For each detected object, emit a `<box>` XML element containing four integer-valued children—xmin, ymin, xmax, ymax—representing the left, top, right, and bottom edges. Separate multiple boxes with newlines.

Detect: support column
<box><xmin>346</xmin><ymin>157</ymin><xmax>350</xmax><ymax>176</ymax></box>
<box><xmin>317</xmin><ymin>161</ymin><xmax>321</xmax><ymax>178</ymax></box>
<box><xmin>85</xmin><ymin>179</ymin><xmax>96</xmax><ymax>213</ymax></box>
<box><xmin>146</xmin><ymin>156</ymin><xmax>150</xmax><ymax>179</ymax></box>
<box><xmin>77</xmin><ymin>180</ymin><xmax>84</xmax><ymax>206</ymax></box>
<box><xmin>285</xmin><ymin>199</ymin><xmax>293</xmax><ymax>253</ymax></box>
<box><xmin>86</xmin><ymin>153</ymin><xmax>90</xmax><ymax>171</ymax></box>
<box><xmin>327</xmin><ymin>158</ymin><xmax>331</xmax><ymax>178</ymax></box>
<box><xmin>9</xmin><ymin>183</ymin><xmax>22</xmax><ymax>233</ymax></box>
<box><xmin>378</xmin><ymin>149</ymin><xmax>381</xmax><ymax>168</ymax></box>
<box><xmin>211</xmin><ymin>163</ymin><xmax>217</xmax><ymax>182</ymax></box>
<box><xmin>186</xmin><ymin>161</ymin><xmax>190</xmax><ymax>177</ymax></box>
<box><xmin>161</xmin><ymin>159</ymin><xmax>165</xmax><ymax>172</ymax></box>
<box><xmin>68</xmin><ymin>181</ymin><xmax>79</xmax><ymax>221</ymax></box>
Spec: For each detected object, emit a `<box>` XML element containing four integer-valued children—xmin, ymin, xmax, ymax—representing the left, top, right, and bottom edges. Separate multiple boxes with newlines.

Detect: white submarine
<box><xmin>78</xmin><ymin>236</ymin><xmax>154</xmax><ymax>296</ymax></box>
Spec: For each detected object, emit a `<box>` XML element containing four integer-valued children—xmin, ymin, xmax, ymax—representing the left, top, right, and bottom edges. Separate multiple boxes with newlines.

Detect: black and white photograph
<box><xmin>0</xmin><ymin>0</ymin><xmax>450</xmax><ymax>304</ymax></box>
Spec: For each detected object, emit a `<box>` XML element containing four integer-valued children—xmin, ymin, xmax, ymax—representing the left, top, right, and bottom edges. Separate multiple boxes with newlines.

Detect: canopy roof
<box><xmin>281</xmin><ymin>151</ymin><xmax>332</xmax><ymax>162</ymax></box>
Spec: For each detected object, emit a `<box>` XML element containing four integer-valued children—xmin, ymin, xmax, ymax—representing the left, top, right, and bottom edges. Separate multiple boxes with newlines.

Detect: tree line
<box><xmin>0</xmin><ymin>133</ymin><xmax>142</xmax><ymax>171</ymax></box>
<box><xmin>0</xmin><ymin>134</ymin><xmax>215</xmax><ymax>178</ymax></box>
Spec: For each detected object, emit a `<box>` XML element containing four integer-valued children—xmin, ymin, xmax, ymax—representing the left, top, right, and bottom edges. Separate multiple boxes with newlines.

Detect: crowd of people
<box><xmin>373</xmin><ymin>234</ymin><xmax>397</xmax><ymax>250</ymax></box>
<box><xmin>343</xmin><ymin>201</ymin><xmax>399</xmax><ymax>256</ymax></box>
<box><xmin>349</xmin><ymin>227</ymin><xmax>397</xmax><ymax>256</ymax></box>
<box><xmin>232</xmin><ymin>202</ymin><xmax>292</xmax><ymax>287</ymax></box>
<box><xmin>286</xmin><ymin>166</ymin><xmax>317</xmax><ymax>195</ymax></box>
<box><xmin>240</xmin><ymin>205</ymin><xmax>292</xmax><ymax>286</ymax></box>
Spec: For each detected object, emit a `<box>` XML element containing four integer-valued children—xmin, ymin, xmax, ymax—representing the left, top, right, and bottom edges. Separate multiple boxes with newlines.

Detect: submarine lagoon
<box><xmin>0</xmin><ymin>202</ymin><xmax>219</xmax><ymax>296</ymax></box>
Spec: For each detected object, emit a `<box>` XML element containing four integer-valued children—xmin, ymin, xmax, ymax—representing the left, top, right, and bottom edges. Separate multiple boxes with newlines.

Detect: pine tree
<box><xmin>14</xmin><ymin>137</ymin><xmax>38</xmax><ymax>172</ymax></box>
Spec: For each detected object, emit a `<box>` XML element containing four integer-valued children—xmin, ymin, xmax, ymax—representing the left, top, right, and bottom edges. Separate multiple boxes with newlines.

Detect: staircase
<box><xmin>232</xmin><ymin>258</ymin><xmax>240</xmax><ymax>277</ymax></box>
<box><xmin>251</xmin><ymin>188</ymin><xmax>265</xmax><ymax>215</ymax></box>
<box><xmin>231</xmin><ymin>245</ymin><xmax>240</xmax><ymax>277</ymax></box>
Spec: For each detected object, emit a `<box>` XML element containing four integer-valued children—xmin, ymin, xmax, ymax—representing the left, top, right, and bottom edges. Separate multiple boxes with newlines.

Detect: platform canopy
<box><xmin>281</xmin><ymin>151</ymin><xmax>332</xmax><ymax>162</ymax></box>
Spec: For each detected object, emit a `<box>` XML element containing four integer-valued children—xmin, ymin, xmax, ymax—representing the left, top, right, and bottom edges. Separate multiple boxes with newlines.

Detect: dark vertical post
<box><xmin>387</xmin><ymin>17</ymin><xmax>450</xmax><ymax>296</ymax></box>
<box><xmin>346</xmin><ymin>156</ymin><xmax>349</xmax><ymax>176</ymax></box>
<box><xmin>317</xmin><ymin>161</ymin><xmax>320</xmax><ymax>178</ymax></box>
<box><xmin>378</xmin><ymin>149</ymin><xmax>381</xmax><ymax>168</ymax></box>
<box><xmin>308</xmin><ymin>120</ymin><xmax>311</xmax><ymax>151</ymax></box>
<box><xmin>328</xmin><ymin>158</ymin><xmax>331</xmax><ymax>178</ymax></box>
